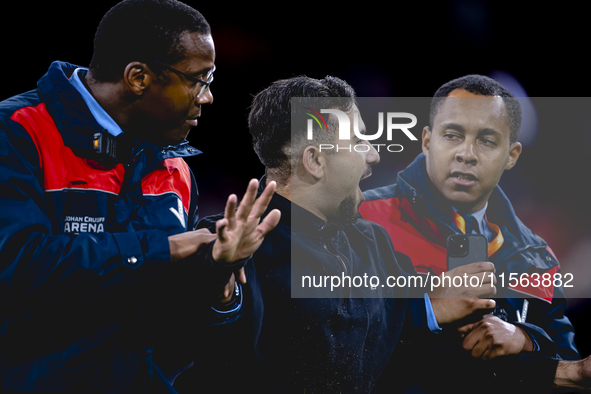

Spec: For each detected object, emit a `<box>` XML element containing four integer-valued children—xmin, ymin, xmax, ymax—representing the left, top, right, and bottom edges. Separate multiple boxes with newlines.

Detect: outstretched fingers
<box><xmin>218</xmin><ymin>194</ymin><xmax>238</xmax><ymax>242</ymax></box>
<box><xmin>235</xmin><ymin>179</ymin><xmax>259</xmax><ymax>222</ymax></box>
<box><xmin>257</xmin><ymin>209</ymin><xmax>281</xmax><ymax>237</ymax></box>
<box><xmin>213</xmin><ymin>179</ymin><xmax>280</xmax><ymax>263</ymax></box>
<box><xmin>250</xmin><ymin>181</ymin><xmax>277</xmax><ymax>219</ymax></box>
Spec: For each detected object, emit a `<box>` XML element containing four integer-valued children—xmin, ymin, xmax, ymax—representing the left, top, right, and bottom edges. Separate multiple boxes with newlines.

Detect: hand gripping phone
<box><xmin>447</xmin><ymin>234</ymin><xmax>506</xmax><ymax>319</ymax></box>
<box><xmin>446</xmin><ymin>234</ymin><xmax>488</xmax><ymax>270</ymax></box>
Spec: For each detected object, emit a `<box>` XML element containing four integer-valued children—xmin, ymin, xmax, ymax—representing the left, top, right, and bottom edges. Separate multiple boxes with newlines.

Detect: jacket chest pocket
<box><xmin>60</xmin><ymin>189</ymin><xmax>110</xmax><ymax>235</ymax></box>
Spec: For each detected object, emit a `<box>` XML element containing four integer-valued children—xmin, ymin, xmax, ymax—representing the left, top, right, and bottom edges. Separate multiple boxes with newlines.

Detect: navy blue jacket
<box><xmin>194</xmin><ymin>178</ymin><xmax>434</xmax><ymax>393</ymax></box>
<box><xmin>0</xmin><ymin>61</ymin><xmax>235</xmax><ymax>392</ymax></box>
<box><xmin>361</xmin><ymin>153</ymin><xmax>577</xmax><ymax>393</ymax></box>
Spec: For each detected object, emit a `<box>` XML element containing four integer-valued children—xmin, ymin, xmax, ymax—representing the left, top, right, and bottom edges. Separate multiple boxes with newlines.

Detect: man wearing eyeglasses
<box><xmin>0</xmin><ymin>0</ymin><xmax>280</xmax><ymax>392</ymax></box>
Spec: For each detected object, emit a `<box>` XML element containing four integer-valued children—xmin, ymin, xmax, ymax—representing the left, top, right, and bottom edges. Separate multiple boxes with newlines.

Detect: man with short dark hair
<box><xmin>0</xmin><ymin>0</ymin><xmax>279</xmax><ymax>392</ymax></box>
<box><xmin>360</xmin><ymin>74</ymin><xmax>579</xmax><ymax>393</ymax></box>
<box><xmin>195</xmin><ymin>75</ymin><xmax>502</xmax><ymax>393</ymax></box>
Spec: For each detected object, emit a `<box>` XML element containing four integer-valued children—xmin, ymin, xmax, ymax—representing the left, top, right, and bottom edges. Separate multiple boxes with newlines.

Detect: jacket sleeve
<box><xmin>196</xmin><ymin>212</ymin><xmax>251</xmax><ymax>325</ymax></box>
<box><xmin>499</xmin><ymin>248</ymin><xmax>579</xmax><ymax>361</ymax></box>
<box><xmin>480</xmin><ymin>183</ymin><xmax>581</xmax><ymax>362</ymax></box>
<box><xmin>371</xmin><ymin>225</ymin><xmax>432</xmax><ymax>338</ymax></box>
<box><xmin>506</xmin><ymin>289</ymin><xmax>579</xmax><ymax>360</ymax></box>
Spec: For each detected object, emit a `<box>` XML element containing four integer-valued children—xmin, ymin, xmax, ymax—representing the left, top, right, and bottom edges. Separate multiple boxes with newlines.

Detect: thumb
<box><xmin>216</xmin><ymin>218</ymin><xmax>229</xmax><ymax>242</ymax></box>
<box><xmin>237</xmin><ymin>267</ymin><xmax>247</xmax><ymax>284</ymax></box>
<box><xmin>474</xmin><ymin>298</ymin><xmax>496</xmax><ymax>311</ymax></box>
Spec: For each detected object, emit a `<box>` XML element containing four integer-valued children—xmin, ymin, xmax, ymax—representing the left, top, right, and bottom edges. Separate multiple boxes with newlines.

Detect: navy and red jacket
<box><xmin>0</xmin><ymin>61</ymin><xmax>234</xmax><ymax>392</ymax></box>
<box><xmin>360</xmin><ymin>153</ymin><xmax>578</xmax><ymax>393</ymax></box>
<box><xmin>194</xmin><ymin>179</ymin><xmax>559</xmax><ymax>393</ymax></box>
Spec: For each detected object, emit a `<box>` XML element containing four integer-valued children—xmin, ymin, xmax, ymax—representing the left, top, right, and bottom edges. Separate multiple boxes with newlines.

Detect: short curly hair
<box><xmin>248</xmin><ymin>75</ymin><xmax>356</xmax><ymax>180</ymax></box>
<box><xmin>88</xmin><ymin>0</ymin><xmax>210</xmax><ymax>83</ymax></box>
<box><xmin>430</xmin><ymin>74</ymin><xmax>522</xmax><ymax>144</ymax></box>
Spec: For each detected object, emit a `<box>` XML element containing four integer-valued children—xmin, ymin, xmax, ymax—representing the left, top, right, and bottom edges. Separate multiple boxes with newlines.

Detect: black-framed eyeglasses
<box><xmin>151</xmin><ymin>60</ymin><xmax>215</xmax><ymax>98</ymax></box>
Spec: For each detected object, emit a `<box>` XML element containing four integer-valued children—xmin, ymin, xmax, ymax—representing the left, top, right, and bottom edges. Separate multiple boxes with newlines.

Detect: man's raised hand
<box><xmin>212</xmin><ymin>179</ymin><xmax>281</xmax><ymax>264</ymax></box>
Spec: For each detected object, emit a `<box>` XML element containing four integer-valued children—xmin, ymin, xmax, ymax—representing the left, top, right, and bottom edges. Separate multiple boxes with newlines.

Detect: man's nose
<box><xmin>197</xmin><ymin>86</ymin><xmax>213</xmax><ymax>104</ymax></box>
<box><xmin>455</xmin><ymin>139</ymin><xmax>477</xmax><ymax>164</ymax></box>
<box><xmin>366</xmin><ymin>142</ymin><xmax>380</xmax><ymax>166</ymax></box>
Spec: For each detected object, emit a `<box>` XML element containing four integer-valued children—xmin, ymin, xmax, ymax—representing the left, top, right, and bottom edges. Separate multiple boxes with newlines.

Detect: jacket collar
<box><xmin>258</xmin><ymin>175</ymin><xmax>351</xmax><ymax>239</ymax></box>
<box><xmin>37</xmin><ymin>61</ymin><xmax>103</xmax><ymax>153</ymax></box>
<box><xmin>396</xmin><ymin>153</ymin><xmax>547</xmax><ymax>252</ymax></box>
<box><xmin>36</xmin><ymin>61</ymin><xmax>201</xmax><ymax>163</ymax></box>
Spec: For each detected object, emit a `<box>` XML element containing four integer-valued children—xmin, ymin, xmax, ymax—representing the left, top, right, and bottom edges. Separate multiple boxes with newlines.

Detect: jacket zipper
<box><xmin>323</xmin><ymin>243</ymin><xmax>349</xmax><ymax>312</ymax></box>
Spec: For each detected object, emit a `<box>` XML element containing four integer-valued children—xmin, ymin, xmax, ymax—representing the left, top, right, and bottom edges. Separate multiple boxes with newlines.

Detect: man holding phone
<box><xmin>359</xmin><ymin>75</ymin><xmax>578</xmax><ymax>393</ymax></box>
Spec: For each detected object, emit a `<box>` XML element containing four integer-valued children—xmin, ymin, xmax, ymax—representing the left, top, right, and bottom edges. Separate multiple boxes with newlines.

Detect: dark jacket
<box><xmin>195</xmin><ymin>179</ymin><xmax>430</xmax><ymax>393</ymax></box>
<box><xmin>360</xmin><ymin>153</ymin><xmax>577</xmax><ymax>393</ymax></box>
<box><xmin>0</xmin><ymin>61</ymin><xmax>234</xmax><ymax>392</ymax></box>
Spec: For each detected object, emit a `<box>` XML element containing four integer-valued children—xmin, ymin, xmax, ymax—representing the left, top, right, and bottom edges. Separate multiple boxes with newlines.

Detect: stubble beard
<box><xmin>336</xmin><ymin>195</ymin><xmax>360</xmax><ymax>225</ymax></box>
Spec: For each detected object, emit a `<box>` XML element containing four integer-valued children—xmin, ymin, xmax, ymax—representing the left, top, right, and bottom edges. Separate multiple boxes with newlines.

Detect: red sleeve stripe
<box><xmin>507</xmin><ymin>264</ymin><xmax>558</xmax><ymax>303</ymax></box>
<box><xmin>141</xmin><ymin>157</ymin><xmax>191</xmax><ymax>214</ymax></box>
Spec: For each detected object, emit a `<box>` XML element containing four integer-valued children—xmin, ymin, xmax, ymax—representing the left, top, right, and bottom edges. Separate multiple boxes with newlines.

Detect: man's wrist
<box><xmin>424</xmin><ymin>293</ymin><xmax>443</xmax><ymax>333</ymax></box>
<box><xmin>554</xmin><ymin>359</ymin><xmax>584</xmax><ymax>390</ymax></box>
<box><xmin>213</xmin><ymin>282</ymin><xmax>241</xmax><ymax>311</ymax></box>
<box><xmin>207</xmin><ymin>283</ymin><xmax>244</xmax><ymax>326</ymax></box>
<box><xmin>516</xmin><ymin>325</ymin><xmax>535</xmax><ymax>352</ymax></box>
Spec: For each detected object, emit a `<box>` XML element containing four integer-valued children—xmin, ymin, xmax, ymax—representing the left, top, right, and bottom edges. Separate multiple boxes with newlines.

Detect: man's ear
<box><xmin>505</xmin><ymin>141</ymin><xmax>522</xmax><ymax>170</ymax></box>
<box><xmin>422</xmin><ymin>126</ymin><xmax>431</xmax><ymax>155</ymax></box>
<box><xmin>301</xmin><ymin>145</ymin><xmax>325</xmax><ymax>179</ymax></box>
<box><xmin>123</xmin><ymin>62</ymin><xmax>152</xmax><ymax>96</ymax></box>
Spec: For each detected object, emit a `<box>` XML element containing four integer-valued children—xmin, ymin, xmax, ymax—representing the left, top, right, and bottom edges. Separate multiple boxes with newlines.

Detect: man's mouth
<box><xmin>451</xmin><ymin>172</ymin><xmax>476</xmax><ymax>181</ymax></box>
<box><xmin>186</xmin><ymin>116</ymin><xmax>199</xmax><ymax>127</ymax></box>
<box><xmin>450</xmin><ymin>171</ymin><xmax>477</xmax><ymax>186</ymax></box>
<box><xmin>360</xmin><ymin>166</ymin><xmax>373</xmax><ymax>181</ymax></box>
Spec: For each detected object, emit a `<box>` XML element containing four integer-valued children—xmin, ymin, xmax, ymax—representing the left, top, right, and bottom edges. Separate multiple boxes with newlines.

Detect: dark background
<box><xmin>3</xmin><ymin>1</ymin><xmax>590</xmax><ymax>357</ymax></box>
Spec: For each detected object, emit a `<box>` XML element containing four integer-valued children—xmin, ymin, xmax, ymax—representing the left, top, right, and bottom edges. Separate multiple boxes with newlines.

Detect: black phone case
<box><xmin>446</xmin><ymin>234</ymin><xmax>489</xmax><ymax>270</ymax></box>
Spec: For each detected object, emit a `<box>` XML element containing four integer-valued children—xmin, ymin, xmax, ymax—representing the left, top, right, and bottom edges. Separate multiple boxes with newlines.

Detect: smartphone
<box><xmin>446</xmin><ymin>234</ymin><xmax>488</xmax><ymax>270</ymax></box>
